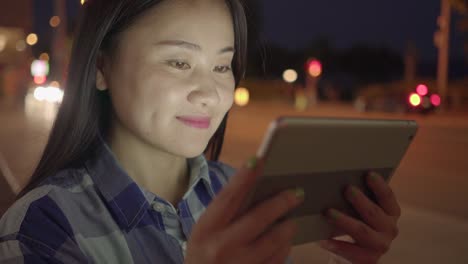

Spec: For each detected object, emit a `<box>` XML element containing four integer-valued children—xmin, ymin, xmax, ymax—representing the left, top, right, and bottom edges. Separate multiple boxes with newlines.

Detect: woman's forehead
<box><xmin>121</xmin><ymin>0</ymin><xmax>235</xmax><ymax>49</ymax></box>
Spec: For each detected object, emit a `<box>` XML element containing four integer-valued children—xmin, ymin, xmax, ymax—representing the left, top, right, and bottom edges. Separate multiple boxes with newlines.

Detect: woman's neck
<box><xmin>108</xmin><ymin>121</ymin><xmax>190</xmax><ymax>206</ymax></box>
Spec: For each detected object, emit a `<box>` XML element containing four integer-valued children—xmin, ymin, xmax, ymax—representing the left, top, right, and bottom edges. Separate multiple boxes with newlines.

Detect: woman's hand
<box><xmin>185</xmin><ymin>158</ymin><xmax>304</xmax><ymax>264</ymax></box>
<box><xmin>319</xmin><ymin>172</ymin><xmax>401</xmax><ymax>264</ymax></box>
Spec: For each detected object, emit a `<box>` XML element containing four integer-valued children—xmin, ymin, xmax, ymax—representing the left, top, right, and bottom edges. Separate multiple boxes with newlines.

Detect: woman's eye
<box><xmin>168</xmin><ymin>60</ymin><xmax>191</xmax><ymax>70</ymax></box>
<box><xmin>214</xmin><ymin>65</ymin><xmax>232</xmax><ymax>73</ymax></box>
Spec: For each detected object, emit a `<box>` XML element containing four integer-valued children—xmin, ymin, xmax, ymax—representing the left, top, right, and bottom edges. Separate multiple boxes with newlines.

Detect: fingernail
<box><xmin>328</xmin><ymin>209</ymin><xmax>340</xmax><ymax>220</ymax></box>
<box><xmin>293</xmin><ymin>187</ymin><xmax>305</xmax><ymax>201</ymax></box>
<box><xmin>246</xmin><ymin>156</ymin><xmax>257</xmax><ymax>169</ymax></box>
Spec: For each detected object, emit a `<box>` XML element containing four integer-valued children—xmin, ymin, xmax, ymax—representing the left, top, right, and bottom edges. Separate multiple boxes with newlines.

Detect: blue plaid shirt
<box><xmin>0</xmin><ymin>143</ymin><xmax>239</xmax><ymax>263</ymax></box>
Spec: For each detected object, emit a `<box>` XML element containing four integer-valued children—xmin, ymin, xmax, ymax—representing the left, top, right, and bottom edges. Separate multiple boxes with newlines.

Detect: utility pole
<box><xmin>435</xmin><ymin>0</ymin><xmax>451</xmax><ymax>108</ymax></box>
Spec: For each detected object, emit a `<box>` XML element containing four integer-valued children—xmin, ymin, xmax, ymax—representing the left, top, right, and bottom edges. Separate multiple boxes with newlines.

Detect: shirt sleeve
<box><xmin>0</xmin><ymin>238</ymin><xmax>62</xmax><ymax>264</ymax></box>
<box><xmin>0</xmin><ymin>195</ymin><xmax>90</xmax><ymax>264</ymax></box>
<box><xmin>0</xmin><ymin>234</ymin><xmax>90</xmax><ymax>264</ymax></box>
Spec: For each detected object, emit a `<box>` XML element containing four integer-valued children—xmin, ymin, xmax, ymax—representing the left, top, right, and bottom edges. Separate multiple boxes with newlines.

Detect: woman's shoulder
<box><xmin>0</xmin><ymin>168</ymin><xmax>91</xmax><ymax>262</ymax></box>
<box><xmin>0</xmin><ymin>167</ymin><xmax>91</xmax><ymax>238</ymax></box>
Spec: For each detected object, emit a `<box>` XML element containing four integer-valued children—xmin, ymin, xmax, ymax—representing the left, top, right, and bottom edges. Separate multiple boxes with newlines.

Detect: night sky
<box><xmin>260</xmin><ymin>0</ymin><xmax>465</xmax><ymax>62</ymax></box>
<box><xmin>35</xmin><ymin>0</ymin><xmax>465</xmax><ymax>63</ymax></box>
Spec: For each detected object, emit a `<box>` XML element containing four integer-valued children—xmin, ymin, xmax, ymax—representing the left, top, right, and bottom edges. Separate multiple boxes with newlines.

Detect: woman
<box><xmin>0</xmin><ymin>0</ymin><xmax>401</xmax><ymax>263</ymax></box>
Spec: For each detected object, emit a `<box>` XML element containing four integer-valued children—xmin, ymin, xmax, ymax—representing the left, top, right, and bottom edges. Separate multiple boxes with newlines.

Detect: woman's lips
<box><xmin>176</xmin><ymin>116</ymin><xmax>211</xmax><ymax>129</ymax></box>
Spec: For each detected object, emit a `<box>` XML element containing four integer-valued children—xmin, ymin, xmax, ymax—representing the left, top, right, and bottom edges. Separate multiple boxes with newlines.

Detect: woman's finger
<box><xmin>324</xmin><ymin>208</ymin><xmax>390</xmax><ymax>254</ymax></box>
<box><xmin>262</xmin><ymin>244</ymin><xmax>292</xmax><ymax>264</ymax></box>
<box><xmin>223</xmin><ymin>188</ymin><xmax>303</xmax><ymax>245</ymax></box>
<box><xmin>367</xmin><ymin>172</ymin><xmax>401</xmax><ymax>218</ymax></box>
<box><xmin>196</xmin><ymin>157</ymin><xmax>264</xmax><ymax>235</ymax></box>
<box><xmin>243</xmin><ymin>219</ymin><xmax>296</xmax><ymax>263</ymax></box>
<box><xmin>320</xmin><ymin>239</ymin><xmax>380</xmax><ymax>264</ymax></box>
<box><xmin>345</xmin><ymin>185</ymin><xmax>395</xmax><ymax>233</ymax></box>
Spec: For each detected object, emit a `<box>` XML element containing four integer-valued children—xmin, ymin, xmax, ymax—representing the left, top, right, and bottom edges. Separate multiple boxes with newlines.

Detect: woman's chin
<box><xmin>172</xmin><ymin>144</ymin><xmax>208</xmax><ymax>159</ymax></box>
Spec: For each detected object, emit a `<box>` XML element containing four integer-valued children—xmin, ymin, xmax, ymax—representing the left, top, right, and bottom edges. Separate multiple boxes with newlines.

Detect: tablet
<box><xmin>245</xmin><ymin>116</ymin><xmax>418</xmax><ymax>245</ymax></box>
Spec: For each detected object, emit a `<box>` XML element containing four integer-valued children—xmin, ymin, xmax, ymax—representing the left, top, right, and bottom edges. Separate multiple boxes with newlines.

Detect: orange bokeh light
<box><xmin>34</xmin><ymin>75</ymin><xmax>47</xmax><ymax>85</ymax></box>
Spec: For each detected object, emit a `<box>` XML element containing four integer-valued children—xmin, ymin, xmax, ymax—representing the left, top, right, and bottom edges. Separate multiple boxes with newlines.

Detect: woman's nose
<box><xmin>187</xmin><ymin>71</ymin><xmax>220</xmax><ymax>107</ymax></box>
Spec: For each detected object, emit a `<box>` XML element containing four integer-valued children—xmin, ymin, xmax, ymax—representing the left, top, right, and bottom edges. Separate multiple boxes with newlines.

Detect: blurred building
<box><xmin>0</xmin><ymin>0</ymin><xmax>33</xmax><ymax>30</ymax></box>
<box><xmin>0</xmin><ymin>0</ymin><xmax>33</xmax><ymax>104</ymax></box>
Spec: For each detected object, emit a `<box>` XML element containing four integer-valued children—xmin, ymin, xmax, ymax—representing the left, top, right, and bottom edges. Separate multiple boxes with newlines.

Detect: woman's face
<box><xmin>99</xmin><ymin>0</ymin><xmax>235</xmax><ymax>158</ymax></box>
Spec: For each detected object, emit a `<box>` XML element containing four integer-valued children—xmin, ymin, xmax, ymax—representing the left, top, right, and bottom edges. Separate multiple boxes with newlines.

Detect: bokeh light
<box><xmin>409</xmin><ymin>93</ymin><xmax>421</xmax><ymax>107</ymax></box>
<box><xmin>307</xmin><ymin>59</ymin><xmax>322</xmax><ymax>77</ymax></box>
<box><xmin>31</xmin><ymin>60</ymin><xmax>50</xmax><ymax>77</ymax></box>
<box><xmin>39</xmin><ymin>53</ymin><xmax>50</xmax><ymax>61</ymax></box>
<box><xmin>283</xmin><ymin>69</ymin><xmax>298</xmax><ymax>83</ymax></box>
<box><xmin>430</xmin><ymin>94</ymin><xmax>441</xmax><ymax>107</ymax></box>
<box><xmin>234</xmin><ymin>87</ymin><xmax>250</xmax><ymax>107</ymax></box>
<box><xmin>49</xmin><ymin>16</ymin><xmax>61</xmax><ymax>28</ymax></box>
<box><xmin>294</xmin><ymin>91</ymin><xmax>308</xmax><ymax>111</ymax></box>
<box><xmin>34</xmin><ymin>76</ymin><xmax>47</xmax><ymax>85</ymax></box>
<box><xmin>26</xmin><ymin>33</ymin><xmax>38</xmax><ymax>46</ymax></box>
<box><xmin>33</xmin><ymin>86</ymin><xmax>64</xmax><ymax>103</ymax></box>
<box><xmin>416</xmin><ymin>84</ymin><xmax>428</xmax><ymax>96</ymax></box>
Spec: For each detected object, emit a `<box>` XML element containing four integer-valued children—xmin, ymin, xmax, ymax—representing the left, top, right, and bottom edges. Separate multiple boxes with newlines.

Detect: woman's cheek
<box><xmin>220</xmin><ymin>81</ymin><xmax>235</xmax><ymax>109</ymax></box>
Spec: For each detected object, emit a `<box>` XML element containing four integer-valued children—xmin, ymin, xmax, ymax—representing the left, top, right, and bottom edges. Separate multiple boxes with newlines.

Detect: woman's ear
<box><xmin>96</xmin><ymin>53</ymin><xmax>108</xmax><ymax>91</ymax></box>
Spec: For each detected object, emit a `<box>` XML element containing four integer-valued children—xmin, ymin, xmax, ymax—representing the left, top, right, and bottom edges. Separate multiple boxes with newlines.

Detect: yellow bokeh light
<box><xmin>39</xmin><ymin>53</ymin><xmax>50</xmax><ymax>61</ymax></box>
<box><xmin>283</xmin><ymin>69</ymin><xmax>298</xmax><ymax>83</ymax></box>
<box><xmin>49</xmin><ymin>16</ymin><xmax>61</xmax><ymax>28</ymax></box>
<box><xmin>234</xmin><ymin>87</ymin><xmax>250</xmax><ymax>107</ymax></box>
<box><xmin>294</xmin><ymin>91</ymin><xmax>308</xmax><ymax>111</ymax></box>
<box><xmin>409</xmin><ymin>93</ymin><xmax>421</xmax><ymax>106</ymax></box>
<box><xmin>81</xmin><ymin>0</ymin><xmax>86</xmax><ymax>5</ymax></box>
<box><xmin>26</xmin><ymin>33</ymin><xmax>38</xmax><ymax>46</ymax></box>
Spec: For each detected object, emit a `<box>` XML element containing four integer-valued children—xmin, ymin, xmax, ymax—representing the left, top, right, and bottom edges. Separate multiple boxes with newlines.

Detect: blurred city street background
<box><xmin>1</xmin><ymin>0</ymin><xmax>468</xmax><ymax>263</ymax></box>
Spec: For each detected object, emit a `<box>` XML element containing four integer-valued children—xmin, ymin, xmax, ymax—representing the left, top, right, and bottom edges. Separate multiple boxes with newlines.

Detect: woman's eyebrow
<box><xmin>154</xmin><ymin>40</ymin><xmax>235</xmax><ymax>54</ymax></box>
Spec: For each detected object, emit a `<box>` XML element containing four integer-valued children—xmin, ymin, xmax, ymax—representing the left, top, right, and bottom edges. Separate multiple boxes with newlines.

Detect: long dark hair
<box><xmin>18</xmin><ymin>0</ymin><xmax>247</xmax><ymax>198</ymax></box>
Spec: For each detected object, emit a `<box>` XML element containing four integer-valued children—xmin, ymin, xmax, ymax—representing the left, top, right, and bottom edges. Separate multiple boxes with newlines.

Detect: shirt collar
<box><xmin>84</xmin><ymin>140</ymin><xmax>215</xmax><ymax>231</ymax></box>
<box><xmin>138</xmin><ymin>154</ymin><xmax>216</xmax><ymax>207</ymax></box>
